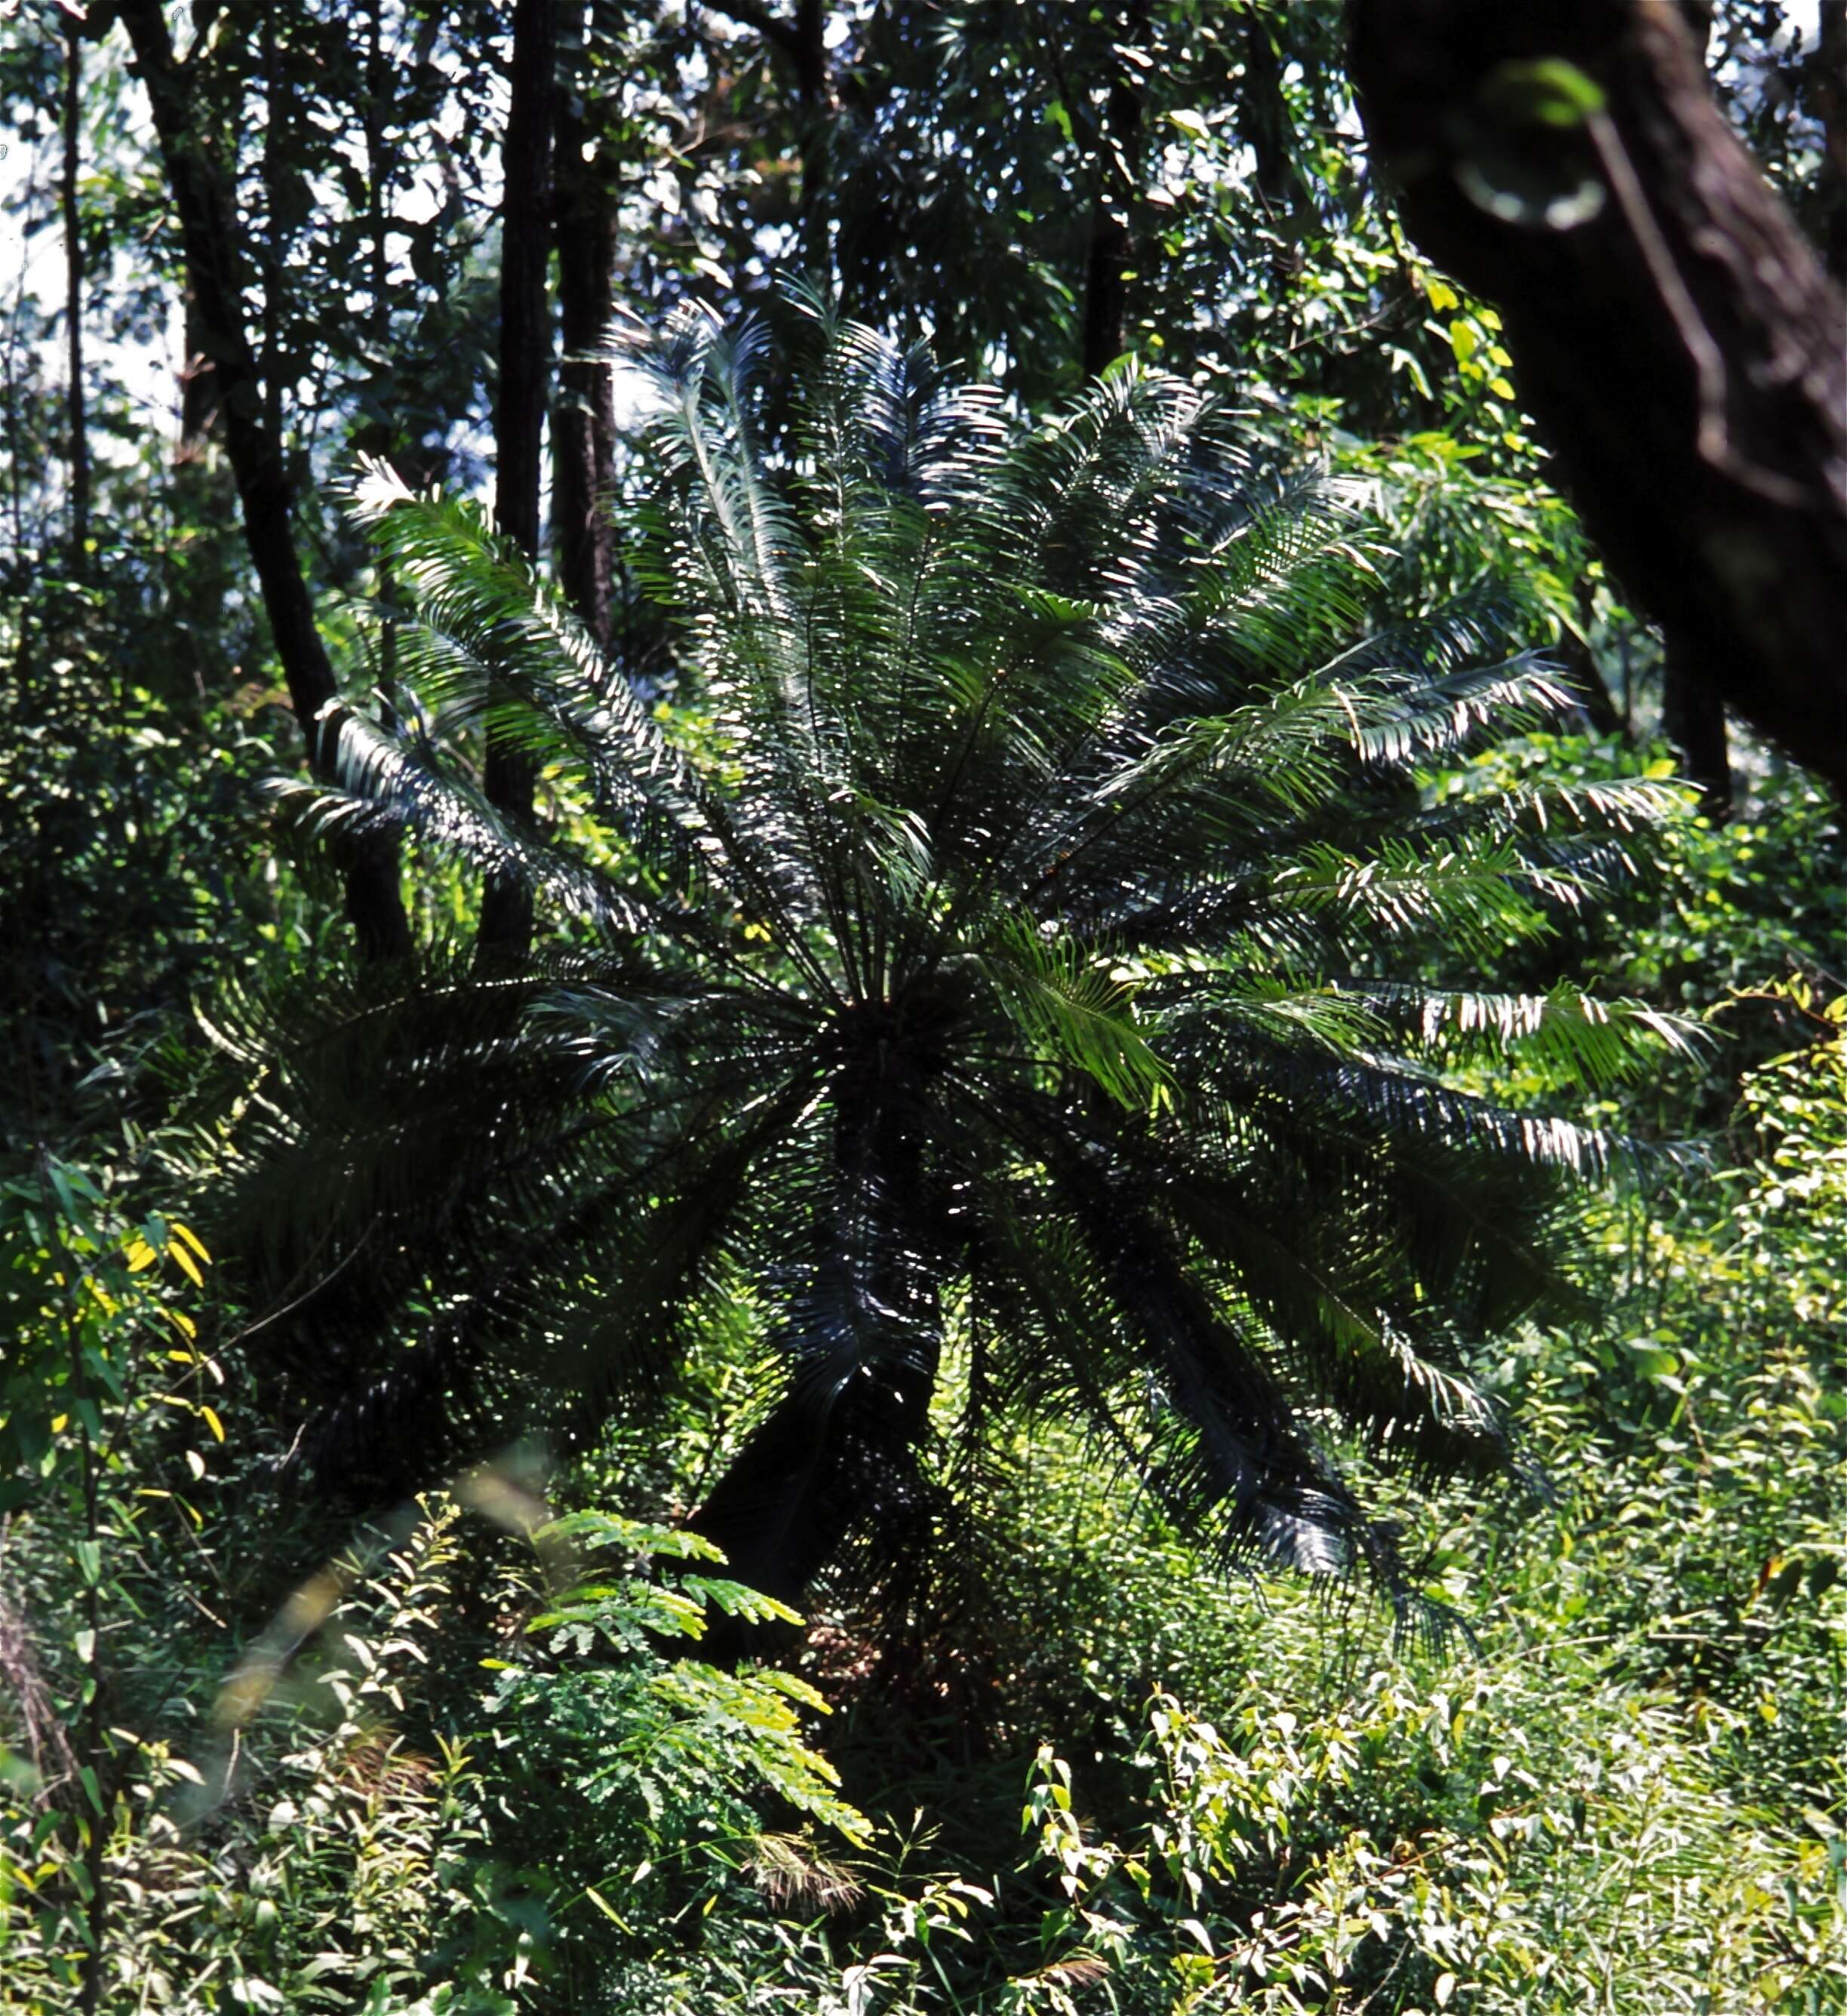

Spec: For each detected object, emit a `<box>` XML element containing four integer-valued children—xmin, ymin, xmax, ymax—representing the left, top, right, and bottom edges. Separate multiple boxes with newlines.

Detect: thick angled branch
<box><xmin>1348</xmin><ymin>0</ymin><xmax>1847</xmax><ymax>788</ymax></box>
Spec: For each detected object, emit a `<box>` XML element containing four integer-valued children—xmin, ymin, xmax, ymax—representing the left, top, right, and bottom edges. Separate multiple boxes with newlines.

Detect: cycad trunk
<box><xmin>693</xmin><ymin>1025</ymin><xmax>946</xmax><ymax>1645</ymax></box>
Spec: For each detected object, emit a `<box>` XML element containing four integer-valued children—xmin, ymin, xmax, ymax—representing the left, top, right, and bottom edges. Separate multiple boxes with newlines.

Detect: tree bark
<box><xmin>118</xmin><ymin>0</ymin><xmax>411</xmax><ymax>960</ymax></box>
<box><xmin>1241</xmin><ymin>0</ymin><xmax>1308</xmax><ymax>288</ymax></box>
<box><xmin>478</xmin><ymin>0</ymin><xmax>559</xmax><ymax>964</ymax></box>
<box><xmin>1081</xmin><ymin>0</ymin><xmax>1154</xmax><ymax>380</ymax></box>
<box><xmin>553</xmin><ymin>4</ymin><xmax>617</xmax><ymax>651</ymax></box>
<box><xmin>1663</xmin><ymin>643</ymin><xmax>1732</xmax><ymax>819</ymax></box>
<box><xmin>62</xmin><ymin>17</ymin><xmax>90</xmax><ymax>566</ymax></box>
<box><xmin>1815</xmin><ymin>0</ymin><xmax>1847</xmax><ymax>284</ymax></box>
<box><xmin>1557</xmin><ymin>576</ymin><xmax>1623</xmax><ymax>738</ymax></box>
<box><xmin>1347</xmin><ymin>0</ymin><xmax>1847</xmax><ymax>791</ymax></box>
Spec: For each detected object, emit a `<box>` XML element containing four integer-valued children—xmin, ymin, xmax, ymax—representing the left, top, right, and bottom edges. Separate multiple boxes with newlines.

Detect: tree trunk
<box><xmin>791</xmin><ymin>0</ymin><xmax>832</xmax><ymax>270</ymax></box>
<box><xmin>1347</xmin><ymin>0</ymin><xmax>1847</xmax><ymax>791</ymax></box>
<box><xmin>692</xmin><ymin>1039</ymin><xmax>945</xmax><ymax>1652</ymax></box>
<box><xmin>1815</xmin><ymin>0</ymin><xmax>1847</xmax><ymax>284</ymax></box>
<box><xmin>62</xmin><ymin>17</ymin><xmax>89</xmax><ymax>567</ymax></box>
<box><xmin>1242</xmin><ymin>0</ymin><xmax>1308</xmax><ymax>288</ymax></box>
<box><xmin>698</xmin><ymin>2</ymin><xmax>834</xmax><ymax>272</ymax></box>
<box><xmin>1557</xmin><ymin>576</ymin><xmax>1622</xmax><ymax>736</ymax></box>
<box><xmin>260</xmin><ymin>12</ymin><xmax>287</xmax><ymax>447</ymax></box>
<box><xmin>553</xmin><ymin>4</ymin><xmax>617</xmax><ymax>651</ymax></box>
<box><xmin>118</xmin><ymin>0</ymin><xmax>411</xmax><ymax>960</ymax></box>
<box><xmin>1662</xmin><ymin>643</ymin><xmax>1731</xmax><ymax>819</ymax></box>
<box><xmin>361</xmin><ymin>0</ymin><xmax>401</xmax><ymax>708</ymax></box>
<box><xmin>478</xmin><ymin>0</ymin><xmax>558</xmax><ymax>964</ymax></box>
<box><xmin>1081</xmin><ymin>0</ymin><xmax>1154</xmax><ymax>380</ymax></box>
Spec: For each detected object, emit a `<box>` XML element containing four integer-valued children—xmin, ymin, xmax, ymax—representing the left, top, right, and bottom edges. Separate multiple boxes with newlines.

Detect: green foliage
<box><xmin>482</xmin><ymin>1508</ymin><xmax>872</xmax><ymax>1928</ymax></box>
<box><xmin>7</xmin><ymin>6</ymin><xmax>1846</xmax><ymax>2011</ymax></box>
<box><xmin>0</xmin><ymin>1464</ymin><xmax>873</xmax><ymax>2012</ymax></box>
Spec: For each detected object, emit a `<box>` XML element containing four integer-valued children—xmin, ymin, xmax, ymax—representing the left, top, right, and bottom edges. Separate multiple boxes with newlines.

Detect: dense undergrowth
<box><xmin>4</xmin><ymin>678</ymin><xmax>1845</xmax><ymax>2011</ymax></box>
<box><xmin>6</xmin><ymin>444</ymin><xmax>1847</xmax><ymax>2013</ymax></box>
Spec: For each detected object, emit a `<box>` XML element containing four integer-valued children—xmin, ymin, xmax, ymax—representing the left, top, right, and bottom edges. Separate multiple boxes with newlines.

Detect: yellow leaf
<box><xmin>170</xmin><ymin>1222</ymin><xmax>212</xmax><ymax>1268</ymax></box>
<box><xmin>167</xmin><ymin>1240</ymin><xmax>204</xmax><ymax>1289</ymax></box>
<box><xmin>51</xmin><ymin>1414</ymin><xmax>69</xmax><ymax>1434</ymax></box>
<box><xmin>163</xmin><ymin>1308</ymin><xmax>198</xmax><ymax>1341</ymax></box>
<box><xmin>1425</xmin><ymin>278</ymin><xmax>1460</xmax><ymax>312</ymax></box>
<box><xmin>124</xmin><ymin>1238</ymin><xmax>159</xmax><ymax>1273</ymax></box>
<box><xmin>584</xmin><ymin>1887</ymin><xmax>632</xmax><ymax>1931</ymax></box>
<box><xmin>201</xmin><ymin>1406</ymin><xmax>226</xmax><ymax>1444</ymax></box>
<box><xmin>1488</xmin><ymin>376</ymin><xmax>1518</xmax><ymax>401</ymax></box>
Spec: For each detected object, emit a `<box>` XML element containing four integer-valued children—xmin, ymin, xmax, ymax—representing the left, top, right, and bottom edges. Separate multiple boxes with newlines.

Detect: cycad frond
<box><xmin>220</xmin><ymin>306</ymin><xmax>1688</xmax><ymax>1634</ymax></box>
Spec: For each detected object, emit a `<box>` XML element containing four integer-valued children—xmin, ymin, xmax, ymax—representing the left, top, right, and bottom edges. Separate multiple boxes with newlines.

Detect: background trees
<box><xmin>2</xmin><ymin>4</ymin><xmax>1845</xmax><ymax>2011</ymax></box>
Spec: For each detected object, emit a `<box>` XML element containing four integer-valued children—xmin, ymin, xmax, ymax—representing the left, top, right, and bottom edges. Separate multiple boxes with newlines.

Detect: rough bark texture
<box><xmin>118</xmin><ymin>0</ymin><xmax>411</xmax><ymax>960</ymax></box>
<box><xmin>1081</xmin><ymin>0</ymin><xmax>1154</xmax><ymax>380</ymax></box>
<box><xmin>479</xmin><ymin>0</ymin><xmax>558</xmax><ymax>963</ymax></box>
<box><xmin>1348</xmin><ymin>0</ymin><xmax>1847</xmax><ymax>791</ymax></box>
<box><xmin>553</xmin><ymin>8</ymin><xmax>617</xmax><ymax>651</ymax></box>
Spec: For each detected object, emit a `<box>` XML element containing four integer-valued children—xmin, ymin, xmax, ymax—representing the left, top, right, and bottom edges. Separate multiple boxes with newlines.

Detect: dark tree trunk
<box><xmin>62</xmin><ymin>18</ymin><xmax>89</xmax><ymax>566</ymax></box>
<box><xmin>361</xmin><ymin>0</ymin><xmax>401</xmax><ymax>707</ymax></box>
<box><xmin>1347</xmin><ymin>0</ymin><xmax>1847</xmax><ymax>792</ymax></box>
<box><xmin>699</xmin><ymin>2</ymin><xmax>834</xmax><ymax>270</ymax></box>
<box><xmin>118</xmin><ymin>0</ymin><xmax>412</xmax><ymax>960</ymax></box>
<box><xmin>1815</xmin><ymin>0</ymin><xmax>1847</xmax><ymax>284</ymax></box>
<box><xmin>1557</xmin><ymin>586</ymin><xmax>1623</xmax><ymax>737</ymax></box>
<box><xmin>553</xmin><ymin>5</ymin><xmax>617</xmax><ymax>651</ymax></box>
<box><xmin>1662</xmin><ymin>643</ymin><xmax>1732</xmax><ymax>819</ymax></box>
<box><xmin>479</xmin><ymin>0</ymin><xmax>558</xmax><ymax>964</ymax></box>
<box><xmin>1081</xmin><ymin>0</ymin><xmax>1154</xmax><ymax>380</ymax></box>
<box><xmin>791</xmin><ymin>0</ymin><xmax>832</xmax><ymax>269</ymax></box>
<box><xmin>260</xmin><ymin>12</ymin><xmax>286</xmax><ymax>447</ymax></box>
<box><xmin>1242</xmin><ymin>1</ymin><xmax>1309</xmax><ymax>288</ymax></box>
<box><xmin>170</xmin><ymin>286</ymin><xmax>241</xmax><ymax>711</ymax></box>
<box><xmin>693</xmin><ymin>1034</ymin><xmax>946</xmax><ymax>1651</ymax></box>
<box><xmin>177</xmin><ymin>291</ymin><xmax>219</xmax><ymax>453</ymax></box>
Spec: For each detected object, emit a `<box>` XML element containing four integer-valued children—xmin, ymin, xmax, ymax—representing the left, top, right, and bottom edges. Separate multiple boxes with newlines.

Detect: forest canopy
<box><xmin>2</xmin><ymin>3</ymin><xmax>1845</xmax><ymax>2012</ymax></box>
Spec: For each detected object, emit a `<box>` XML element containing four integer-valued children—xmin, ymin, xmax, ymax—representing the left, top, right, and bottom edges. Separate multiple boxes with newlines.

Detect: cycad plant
<box><xmin>227</xmin><ymin>306</ymin><xmax>1686</xmax><ymax>1624</ymax></box>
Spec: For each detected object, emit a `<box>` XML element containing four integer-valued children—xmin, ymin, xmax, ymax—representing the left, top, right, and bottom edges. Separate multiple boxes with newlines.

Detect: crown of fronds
<box><xmin>226</xmin><ymin>300</ymin><xmax>1695</xmax><ymax>1626</ymax></box>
